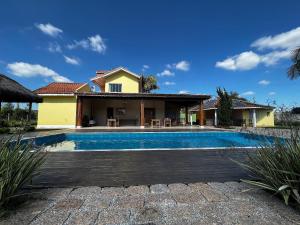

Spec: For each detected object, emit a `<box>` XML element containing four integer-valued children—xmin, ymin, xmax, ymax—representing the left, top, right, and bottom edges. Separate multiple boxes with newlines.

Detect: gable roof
<box><xmin>34</xmin><ymin>82</ymin><xmax>87</xmax><ymax>95</ymax></box>
<box><xmin>91</xmin><ymin>67</ymin><xmax>140</xmax><ymax>81</ymax></box>
<box><xmin>189</xmin><ymin>99</ymin><xmax>274</xmax><ymax>111</ymax></box>
<box><xmin>0</xmin><ymin>73</ymin><xmax>42</xmax><ymax>102</ymax></box>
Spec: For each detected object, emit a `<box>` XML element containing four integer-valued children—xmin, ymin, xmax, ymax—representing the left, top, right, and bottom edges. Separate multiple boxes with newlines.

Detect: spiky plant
<box><xmin>239</xmin><ymin>107</ymin><xmax>300</xmax><ymax>207</ymax></box>
<box><xmin>0</xmin><ymin>136</ymin><xmax>46</xmax><ymax>216</ymax></box>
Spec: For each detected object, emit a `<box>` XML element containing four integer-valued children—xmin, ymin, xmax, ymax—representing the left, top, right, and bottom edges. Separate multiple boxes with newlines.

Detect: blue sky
<box><xmin>0</xmin><ymin>0</ymin><xmax>300</xmax><ymax>106</ymax></box>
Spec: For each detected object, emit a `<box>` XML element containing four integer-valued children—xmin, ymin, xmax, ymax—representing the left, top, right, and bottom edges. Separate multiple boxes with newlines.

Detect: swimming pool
<box><xmin>33</xmin><ymin>131</ymin><xmax>276</xmax><ymax>151</ymax></box>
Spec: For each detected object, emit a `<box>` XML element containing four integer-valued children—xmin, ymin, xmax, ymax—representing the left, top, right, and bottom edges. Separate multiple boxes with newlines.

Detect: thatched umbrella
<box><xmin>0</xmin><ymin>73</ymin><xmax>42</xmax><ymax>120</ymax></box>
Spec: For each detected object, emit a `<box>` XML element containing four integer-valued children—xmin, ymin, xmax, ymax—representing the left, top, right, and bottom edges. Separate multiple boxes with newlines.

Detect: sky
<box><xmin>0</xmin><ymin>0</ymin><xmax>300</xmax><ymax>107</ymax></box>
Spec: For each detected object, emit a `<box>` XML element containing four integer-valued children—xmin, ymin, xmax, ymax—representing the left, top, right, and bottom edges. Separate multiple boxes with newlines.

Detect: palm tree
<box><xmin>288</xmin><ymin>48</ymin><xmax>300</xmax><ymax>80</ymax></box>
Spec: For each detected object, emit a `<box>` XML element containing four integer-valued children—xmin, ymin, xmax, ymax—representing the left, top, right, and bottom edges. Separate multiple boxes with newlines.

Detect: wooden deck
<box><xmin>33</xmin><ymin>148</ymin><xmax>253</xmax><ymax>187</ymax></box>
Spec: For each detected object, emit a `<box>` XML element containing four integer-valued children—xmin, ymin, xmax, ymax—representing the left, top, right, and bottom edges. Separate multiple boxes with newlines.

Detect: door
<box><xmin>145</xmin><ymin>108</ymin><xmax>155</xmax><ymax>125</ymax></box>
<box><xmin>107</xmin><ymin>107</ymin><xmax>114</xmax><ymax>119</ymax></box>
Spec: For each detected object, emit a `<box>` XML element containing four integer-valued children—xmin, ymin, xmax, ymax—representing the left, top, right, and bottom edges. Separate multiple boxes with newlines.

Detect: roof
<box><xmin>34</xmin><ymin>82</ymin><xmax>87</xmax><ymax>95</ymax></box>
<box><xmin>91</xmin><ymin>67</ymin><xmax>141</xmax><ymax>81</ymax></box>
<box><xmin>189</xmin><ymin>99</ymin><xmax>275</xmax><ymax>111</ymax></box>
<box><xmin>0</xmin><ymin>73</ymin><xmax>42</xmax><ymax>103</ymax></box>
<box><xmin>76</xmin><ymin>92</ymin><xmax>210</xmax><ymax>101</ymax></box>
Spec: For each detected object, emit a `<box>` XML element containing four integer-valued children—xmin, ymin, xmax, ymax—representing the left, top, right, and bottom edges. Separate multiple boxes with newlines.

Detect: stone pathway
<box><xmin>1</xmin><ymin>182</ymin><xmax>299</xmax><ymax>225</ymax></box>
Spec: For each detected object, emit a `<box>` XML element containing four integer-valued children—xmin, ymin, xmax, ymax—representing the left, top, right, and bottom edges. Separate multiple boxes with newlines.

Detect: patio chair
<box><xmin>164</xmin><ymin>118</ymin><xmax>172</xmax><ymax>127</ymax></box>
<box><xmin>107</xmin><ymin>118</ymin><xmax>117</xmax><ymax>127</ymax></box>
<box><xmin>151</xmin><ymin>119</ymin><xmax>161</xmax><ymax>128</ymax></box>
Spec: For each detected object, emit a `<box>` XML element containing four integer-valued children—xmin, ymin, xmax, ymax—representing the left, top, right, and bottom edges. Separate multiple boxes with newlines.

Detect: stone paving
<box><xmin>1</xmin><ymin>182</ymin><xmax>300</xmax><ymax>225</ymax></box>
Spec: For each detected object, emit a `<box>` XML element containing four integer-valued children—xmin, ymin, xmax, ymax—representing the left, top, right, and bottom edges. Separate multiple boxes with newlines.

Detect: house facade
<box><xmin>35</xmin><ymin>67</ymin><xmax>209</xmax><ymax>128</ymax></box>
<box><xmin>189</xmin><ymin>99</ymin><xmax>275</xmax><ymax>127</ymax></box>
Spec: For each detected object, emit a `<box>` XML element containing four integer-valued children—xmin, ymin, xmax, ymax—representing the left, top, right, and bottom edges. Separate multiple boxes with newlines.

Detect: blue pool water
<box><xmin>33</xmin><ymin>132</ymin><xmax>276</xmax><ymax>151</ymax></box>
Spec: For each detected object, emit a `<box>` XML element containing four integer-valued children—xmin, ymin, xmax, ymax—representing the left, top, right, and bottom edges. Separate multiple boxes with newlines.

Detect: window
<box><xmin>109</xmin><ymin>83</ymin><xmax>122</xmax><ymax>92</ymax></box>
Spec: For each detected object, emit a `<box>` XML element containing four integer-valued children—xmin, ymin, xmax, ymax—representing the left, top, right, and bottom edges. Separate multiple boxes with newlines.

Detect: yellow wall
<box><xmin>105</xmin><ymin>71</ymin><xmax>140</xmax><ymax>93</ymax></box>
<box><xmin>256</xmin><ymin>109</ymin><xmax>274</xmax><ymax>127</ymax></box>
<box><xmin>241</xmin><ymin>109</ymin><xmax>274</xmax><ymax>127</ymax></box>
<box><xmin>77</xmin><ymin>84</ymin><xmax>91</xmax><ymax>93</ymax></box>
<box><xmin>37</xmin><ymin>96</ymin><xmax>77</xmax><ymax>128</ymax></box>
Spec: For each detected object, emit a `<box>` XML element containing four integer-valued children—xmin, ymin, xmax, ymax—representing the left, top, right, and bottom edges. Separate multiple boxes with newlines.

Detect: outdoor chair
<box><xmin>164</xmin><ymin>118</ymin><xmax>172</xmax><ymax>127</ymax></box>
<box><xmin>151</xmin><ymin>119</ymin><xmax>161</xmax><ymax>128</ymax></box>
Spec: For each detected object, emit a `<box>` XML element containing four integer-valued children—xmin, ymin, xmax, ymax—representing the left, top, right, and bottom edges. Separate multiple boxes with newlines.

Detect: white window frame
<box><xmin>109</xmin><ymin>83</ymin><xmax>122</xmax><ymax>93</ymax></box>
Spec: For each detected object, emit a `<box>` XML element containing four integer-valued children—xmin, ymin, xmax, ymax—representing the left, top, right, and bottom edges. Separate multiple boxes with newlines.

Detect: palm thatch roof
<box><xmin>0</xmin><ymin>73</ymin><xmax>42</xmax><ymax>103</ymax></box>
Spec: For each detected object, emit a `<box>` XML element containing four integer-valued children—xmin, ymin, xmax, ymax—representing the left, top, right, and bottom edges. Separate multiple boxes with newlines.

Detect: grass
<box><xmin>0</xmin><ymin>135</ymin><xmax>46</xmax><ymax>217</ymax></box>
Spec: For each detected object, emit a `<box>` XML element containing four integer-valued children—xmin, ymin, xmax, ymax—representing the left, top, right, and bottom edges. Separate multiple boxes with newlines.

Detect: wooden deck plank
<box><xmin>33</xmin><ymin>149</ymin><xmax>252</xmax><ymax>187</ymax></box>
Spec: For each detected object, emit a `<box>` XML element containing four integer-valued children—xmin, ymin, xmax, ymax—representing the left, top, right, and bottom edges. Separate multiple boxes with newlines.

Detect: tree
<box><xmin>288</xmin><ymin>48</ymin><xmax>300</xmax><ymax>79</ymax></box>
<box><xmin>216</xmin><ymin>87</ymin><xmax>232</xmax><ymax>127</ymax></box>
<box><xmin>229</xmin><ymin>91</ymin><xmax>247</xmax><ymax>101</ymax></box>
<box><xmin>141</xmin><ymin>75</ymin><xmax>159</xmax><ymax>93</ymax></box>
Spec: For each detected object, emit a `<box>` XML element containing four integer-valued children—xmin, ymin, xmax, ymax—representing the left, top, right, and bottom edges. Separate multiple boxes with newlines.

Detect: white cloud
<box><xmin>64</xmin><ymin>55</ymin><xmax>80</xmax><ymax>65</ymax></box>
<box><xmin>142</xmin><ymin>65</ymin><xmax>149</xmax><ymax>72</ymax></box>
<box><xmin>216</xmin><ymin>50</ymin><xmax>291</xmax><ymax>71</ymax></box>
<box><xmin>175</xmin><ymin>60</ymin><xmax>190</xmax><ymax>71</ymax></box>
<box><xmin>216</xmin><ymin>27</ymin><xmax>300</xmax><ymax>71</ymax></box>
<box><xmin>48</xmin><ymin>42</ymin><xmax>62</xmax><ymax>53</ymax></box>
<box><xmin>251</xmin><ymin>27</ymin><xmax>300</xmax><ymax>50</ymax></box>
<box><xmin>166</xmin><ymin>61</ymin><xmax>190</xmax><ymax>71</ymax></box>
<box><xmin>269</xmin><ymin>91</ymin><xmax>276</xmax><ymax>96</ymax></box>
<box><xmin>258</xmin><ymin>80</ymin><xmax>270</xmax><ymax>85</ymax></box>
<box><xmin>216</xmin><ymin>51</ymin><xmax>260</xmax><ymax>71</ymax></box>
<box><xmin>35</xmin><ymin>23</ymin><xmax>63</xmax><ymax>37</ymax></box>
<box><xmin>179</xmin><ymin>90</ymin><xmax>190</xmax><ymax>94</ymax></box>
<box><xmin>240</xmin><ymin>91</ymin><xmax>255</xmax><ymax>96</ymax></box>
<box><xmin>67</xmin><ymin>34</ymin><xmax>106</xmax><ymax>54</ymax></box>
<box><xmin>163</xmin><ymin>81</ymin><xmax>175</xmax><ymax>85</ymax></box>
<box><xmin>7</xmin><ymin>62</ymin><xmax>72</xmax><ymax>82</ymax></box>
<box><xmin>157</xmin><ymin>69</ymin><xmax>174</xmax><ymax>77</ymax></box>
<box><xmin>260</xmin><ymin>50</ymin><xmax>290</xmax><ymax>66</ymax></box>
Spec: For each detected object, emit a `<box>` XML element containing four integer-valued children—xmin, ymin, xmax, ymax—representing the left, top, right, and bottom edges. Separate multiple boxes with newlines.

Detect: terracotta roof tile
<box><xmin>34</xmin><ymin>82</ymin><xmax>86</xmax><ymax>94</ymax></box>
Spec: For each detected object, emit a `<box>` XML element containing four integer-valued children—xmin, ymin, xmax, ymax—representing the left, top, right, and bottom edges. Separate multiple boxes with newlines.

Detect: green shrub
<box><xmin>0</xmin><ymin>136</ymin><xmax>46</xmax><ymax>216</ymax></box>
<box><xmin>0</xmin><ymin>128</ymin><xmax>10</xmax><ymax>134</ymax></box>
<box><xmin>23</xmin><ymin>126</ymin><xmax>35</xmax><ymax>132</ymax></box>
<box><xmin>239</xmin><ymin>133</ymin><xmax>300</xmax><ymax>207</ymax></box>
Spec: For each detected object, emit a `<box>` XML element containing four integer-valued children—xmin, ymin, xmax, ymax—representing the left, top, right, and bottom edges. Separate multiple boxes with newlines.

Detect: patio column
<box><xmin>28</xmin><ymin>102</ymin><xmax>32</xmax><ymax>122</ymax></box>
<box><xmin>198</xmin><ymin>100</ymin><xmax>204</xmax><ymax>126</ymax></box>
<box><xmin>76</xmin><ymin>97</ymin><xmax>83</xmax><ymax>128</ymax></box>
<box><xmin>140</xmin><ymin>100</ymin><xmax>145</xmax><ymax>128</ymax></box>
<box><xmin>185</xmin><ymin>106</ymin><xmax>188</xmax><ymax>125</ymax></box>
<box><xmin>252</xmin><ymin>109</ymin><xmax>257</xmax><ymax>128</ymax></box>
<box><xmin>214</xmin><ymin>109</ymin><xmax>218</xmax><ymax>126</ymax></box>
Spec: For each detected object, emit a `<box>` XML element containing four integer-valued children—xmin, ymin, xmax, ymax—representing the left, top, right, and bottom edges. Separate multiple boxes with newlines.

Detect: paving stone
<box><xmin>29</xmin><ymin>209</ymin><xmax>71</xmax><ymax>225</ymax></box>
<box><xmin>189</xmin><ymin>182</ymin><xmax>227</xmax><ymax>202</ymax></box>
<box><xmin>144</xmin><ymin>193</ymin><xmax>176</xmax><ymax>208</ymax></box>
<box><xmin>40</xmin><ymin>188</ymin><xmax>73</xmax><ymax>201</ymax></box>
<box><xmin>95</xmin><ymin>208</ymin><xmax>130</xmax><ymax>225</ymax></box>
<box><xmin>124</xmin><ymin>185</ymin><xmax>149</xmax><ymax>196</ymax></box>
<box><xmin>131</xmin><ymin>206</ymin><xmax>163</xmax><ymax>224</ymax></box>
<box><xmin>171</xmin><ymin>191</ymin><xmax>206</xmax><ymax>205</ymax></box>
<box><xmin>112</xmin><ymin>195</ymin><xmax>144</xmax><ymax>209</ymax></box>
<box><xmin>69</xmin><ymin>186</ymin><xmax>102</xmax><ymax>199</ymax></box>
<box><xmin>80</xmin><ymin>196</ymin><xmax>111</xmax><ymax>211</ymax></box>
<box><xmin>150</xmin><ymin>184</ymin><xmax>169</xmax><ymax>194</ymax></box>
<box><xmin>168</xmin><ymin>183</ymin><xmax>190</xmax><ymax>193</ymax></box>
<box><xmin>101</xmin><ymin>187</ymin><xmax>124</xmax><ymax>197</ymax></box>
<box><xmin>64</xmin><ymin>210</ymin><xmax>99</xmax><ymax>225</ymax></box>
<box><xmin>52</xmin><ymin>198</ymin><xmax>84</xmax><ymax>211</ymax></box>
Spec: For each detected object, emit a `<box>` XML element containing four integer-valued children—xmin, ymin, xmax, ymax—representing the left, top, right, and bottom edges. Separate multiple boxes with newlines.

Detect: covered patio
<box><xmin>75</xmin><ymin>93</ymin><xmax>210</xmax><ymax>128</ymax></box>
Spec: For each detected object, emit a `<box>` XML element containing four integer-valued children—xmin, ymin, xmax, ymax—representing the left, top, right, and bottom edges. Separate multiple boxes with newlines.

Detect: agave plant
<box><xmin>0</xmin><ymin>135</ymin><xmax>46</xmax><ymax>216</ymax></box>
<box><xmin>239</xmin><ymin>134</ymin><xmax>300</xmax><ymax>206</ymax></box>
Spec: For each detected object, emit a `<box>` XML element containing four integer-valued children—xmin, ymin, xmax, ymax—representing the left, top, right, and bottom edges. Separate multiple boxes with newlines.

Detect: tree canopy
<box><xmin>288</xmin><ymin>48</ymin><xmax>300</xmax><ymax>80</ymax></box>
<box><xmin>141</xmin><ymin>75</ymin><xmax>159</xmax><ymax>93</ymax></box>
<box><xmin>216</xmin><ymin>87</ymin><xmax>232</xmax><ymax>127</ymax></box>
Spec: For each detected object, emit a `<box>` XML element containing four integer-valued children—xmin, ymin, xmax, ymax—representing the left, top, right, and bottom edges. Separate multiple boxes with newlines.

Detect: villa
<box><xmin>35</xmin><ymin>67</ymin><xmax>209</xmax><ymax>129</ymax></box>
<box><xmin>35</xmin><ymin>67</ymin><xmax>275</xmax><ymax>129</ymax></box>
